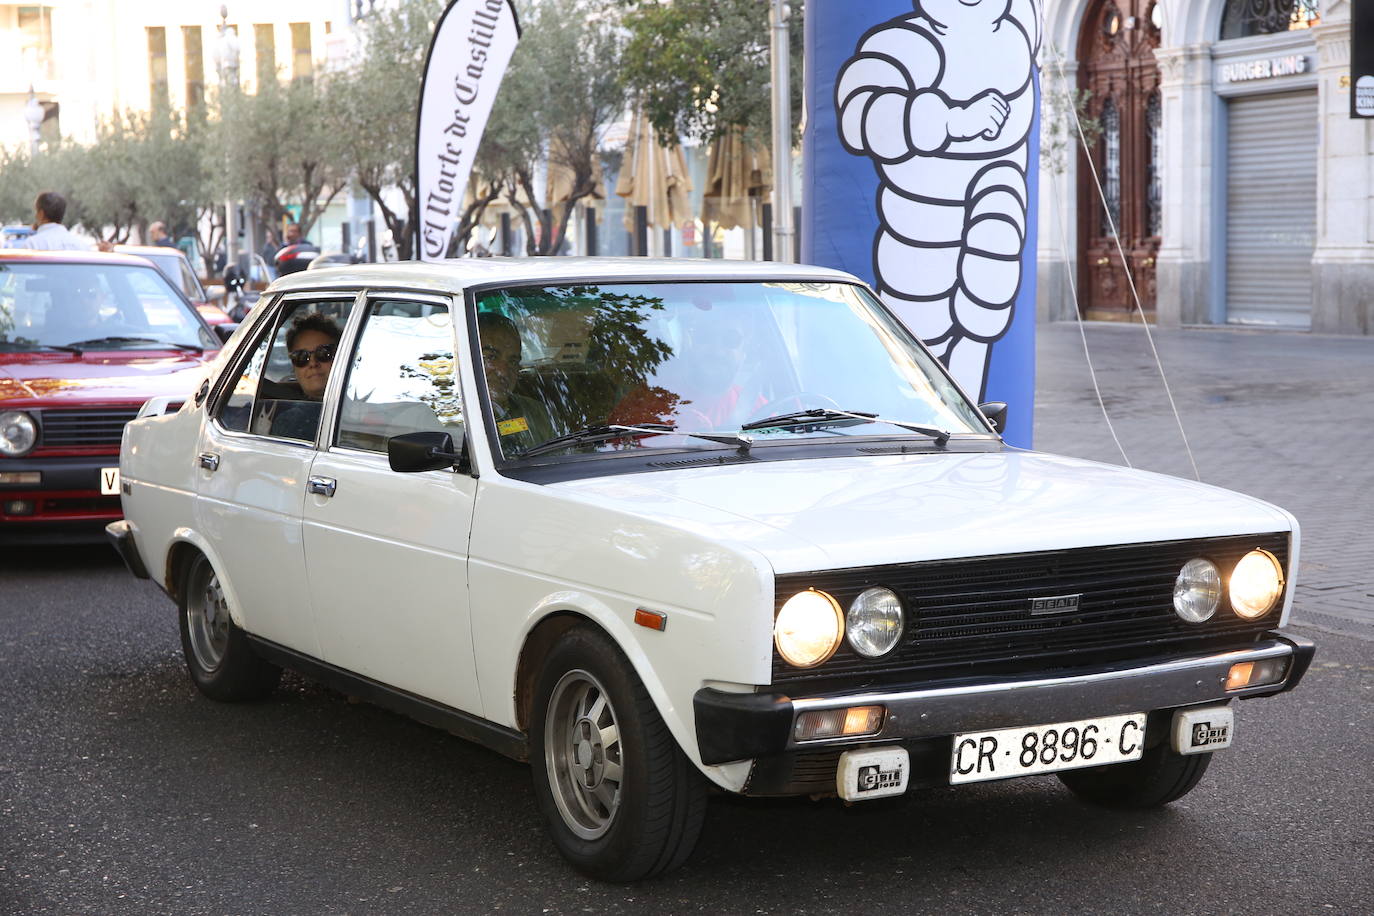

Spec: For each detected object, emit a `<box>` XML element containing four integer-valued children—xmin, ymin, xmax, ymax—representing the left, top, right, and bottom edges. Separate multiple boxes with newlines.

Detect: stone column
<box><xmin>1153</xmin><ymin>43</ymin><xmax>1214</xmax><ymax>327</ymax></box>
<box><xmin>1036</xmin><ymin>59</ymin><xmax>1080</xmax><ymax>324</ymax></box>
<box><xmin>1312</xmin><ymin>9</ymin><xmax>1373</xmax><ymax>335</ymax></box>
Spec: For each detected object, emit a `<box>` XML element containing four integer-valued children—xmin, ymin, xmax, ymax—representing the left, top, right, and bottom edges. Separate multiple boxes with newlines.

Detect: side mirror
<box><xmin>206</xmin><ymin>284</ymin><xmax>227</xmax><ymax>303</ymax></box>
<box><xmin>388</xmin><ymin>431</ymin><xmax>468</xmax><ymax>473</ymax></box>
<box><xmin>978</xmin><ymin>401</ymin><xmax>1008</xmax><ymax>435</ymax></box>
<box><xmin>213</xmin><ymin>323</ymin><xmax>239</xmax><ymax>344</ymax></box>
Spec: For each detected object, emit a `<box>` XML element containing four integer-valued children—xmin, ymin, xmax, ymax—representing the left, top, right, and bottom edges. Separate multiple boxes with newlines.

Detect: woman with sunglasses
<box><xmin>268</xmin><ymin>313</ymin><xmax>341</xmax><ymax>440</ymax></box>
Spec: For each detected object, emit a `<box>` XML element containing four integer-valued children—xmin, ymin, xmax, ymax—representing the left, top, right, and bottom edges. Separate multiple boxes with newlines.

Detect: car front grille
<box><xmin>39</xmin><ymin>408</ymin><xmax>141</xmax><ymax>447</ymax></box>
<box><xmin>771</xmin><ymin>533</ymin><xmax>1290</xmax><ymax>687</ymax></box>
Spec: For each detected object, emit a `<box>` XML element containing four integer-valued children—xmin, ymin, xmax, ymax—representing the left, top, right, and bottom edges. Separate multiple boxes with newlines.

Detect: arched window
<box><xmin>1100</xmin><ymin>99</ymin><xmax>1122</xmax><ymax>236</ymax></box>
<box><xmin>1220</xmin><ymin>0</ymin><xmax>1321</xmax><ymax>40</ymax></box>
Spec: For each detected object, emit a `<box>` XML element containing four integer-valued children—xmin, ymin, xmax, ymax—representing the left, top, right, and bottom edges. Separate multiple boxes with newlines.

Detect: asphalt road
<box><xmin>1</xmin><ymin>543</ymin><xmax>1369</xmax><ymax>916</ymax></box>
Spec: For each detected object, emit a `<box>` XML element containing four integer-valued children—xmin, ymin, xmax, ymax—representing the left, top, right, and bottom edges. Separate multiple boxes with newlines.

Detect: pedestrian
<box><xmin>4</xmin><ymin>191</ymin><xmax>92</xmax><ymax>251</ymax></box>
<box><xmin>258</xmin><ymin>227</ymin><xmax>280</xmax><ymax>274</ymax></box>
<box><xmin>149</xmin><ymin>221</ymin><xmax>177</xmax><ymax>248</ymax></box>
<box><xmin>275</xmin><ymin>220</ymin><xmax>319</xmax><ymax>276</ymax></box>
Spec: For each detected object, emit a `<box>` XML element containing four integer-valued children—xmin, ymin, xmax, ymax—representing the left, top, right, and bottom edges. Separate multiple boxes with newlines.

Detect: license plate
<box><xmin>100</xmin><ymin>467</ymin><xmax>120</xmax><ymax>495</ymax></box>
<box><xmin>949</xmin><ymin>712</ymin><xmax>1146</xmax><ymax>785</ymax></box>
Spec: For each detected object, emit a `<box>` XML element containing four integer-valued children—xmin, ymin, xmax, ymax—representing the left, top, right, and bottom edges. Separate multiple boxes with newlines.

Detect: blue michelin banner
<box><xmin>802</xmin><ymin>0</ymin><xmax>1042</xmax><ymax>448</ymax></box>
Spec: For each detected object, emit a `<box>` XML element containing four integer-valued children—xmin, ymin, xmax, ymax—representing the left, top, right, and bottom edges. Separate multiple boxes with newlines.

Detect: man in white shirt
<box><xmin>5</xmin><ymin>192</ymin><xmax>92</xmax><ymax>251</ymax></box>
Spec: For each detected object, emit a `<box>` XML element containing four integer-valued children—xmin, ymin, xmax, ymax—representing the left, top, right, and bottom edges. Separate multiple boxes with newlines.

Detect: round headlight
<box><xmin>1230</xmin><ymin>550</ymin><xmax>1284</xmax><ymax>619</ymax></box>
<box><xmin>846</xmin><ymin>587</ymin><xmax>905</xmax><ymax>657</ymax></box>
<box><xmin>0</xmin><ymin>411</ymin><xmax>38</xmax><ymax>457</ymax></box>
<box><xmin>774</xmin><ymin>589</ymin><xmax>843</xmax><ymax>668</ymax></box>
<box><xmin>1173</xmin><ymin>558</ymin><xmax>1221</xmax><ymax>623</ymax></box>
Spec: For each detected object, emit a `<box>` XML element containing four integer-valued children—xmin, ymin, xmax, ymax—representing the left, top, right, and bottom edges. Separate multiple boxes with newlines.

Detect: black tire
<box><xmin>1057</xmin><ymin>740</ymin><xmax>1212</xmax><ymax>808</ymax></box>
<box><xmin>530</xmin><ymin>625</ymin><xmax>707</xmax><ymax>882</ymax></box>
<box><xmin>178</xmin><ymin>553</ymin><xmax>281</xmax><ymax>702</ymax></box>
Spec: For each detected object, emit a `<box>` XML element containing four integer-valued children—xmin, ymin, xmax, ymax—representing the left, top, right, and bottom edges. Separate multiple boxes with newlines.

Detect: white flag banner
<box><xmin>415</xmin><ymin>0</ymin><xmax>521</xmax><ymax>261</ymax></box>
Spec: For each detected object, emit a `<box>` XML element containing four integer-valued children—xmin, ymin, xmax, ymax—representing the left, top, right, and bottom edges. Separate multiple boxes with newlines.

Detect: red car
<box><xmin>0</xmin><ymin>250</ymin><xmax>229</xmax><ymax>542</ymax></box>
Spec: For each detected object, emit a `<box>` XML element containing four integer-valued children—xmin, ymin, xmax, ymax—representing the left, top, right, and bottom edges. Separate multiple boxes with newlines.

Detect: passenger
<box><xmin>477</xmin><ymin>311</ymin><xmax>556</xmax><ymax>453</ymax></box>
<box><xmin>269</xmin><ymin>313</ymin><xmax>341</xmax><ymax>440</ymax></box>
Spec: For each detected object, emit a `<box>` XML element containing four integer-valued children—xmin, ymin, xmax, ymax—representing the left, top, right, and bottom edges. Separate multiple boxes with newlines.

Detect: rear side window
<box><xmin>214</xmin><ymin>297</ymin><xmax>355</xmax><ymax>441</ymax></box>
<box><xmin>335</xmin><ymin>299</ymin><xmax>464</xmax><ymax>453</ymax></box>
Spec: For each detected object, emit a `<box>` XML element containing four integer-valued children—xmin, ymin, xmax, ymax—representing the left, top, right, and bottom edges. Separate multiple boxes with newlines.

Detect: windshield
<box><xmin>0</xmin><ymin>261</ymin><xmax>214</xmax><ymax>352</ymax></box>
<box><xmin>140</xmin><ymin>251</ymin><xmax>204</xmax><ymax>301</ymax></box>
<box><xmin>474</xmin><ymin>280</ymin><xmax>989</xmax><ymax>461</ymax></box>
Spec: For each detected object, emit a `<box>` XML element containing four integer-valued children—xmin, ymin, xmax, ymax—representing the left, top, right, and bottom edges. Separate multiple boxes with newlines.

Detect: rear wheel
<box><xmin>530</xmin><ymin>625</ymin><xmax>707</xmax><ymax>882</ymax></box>
<box><xmin>178</xmin><ymin>553</ymin><xmax>281</xmax><ymax>701</ymax></box>
<box><xmin>1058</xmin><ymin>740</ymin><xmax>1212</xmax><ymax>808</ymax></box>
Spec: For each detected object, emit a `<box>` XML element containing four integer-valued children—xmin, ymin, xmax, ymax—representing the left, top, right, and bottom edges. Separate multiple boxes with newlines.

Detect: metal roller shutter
<box><xmin>1225</xmin><ymin>90</ymin><xmax>1317</xmax><ymax>328</ymax></box>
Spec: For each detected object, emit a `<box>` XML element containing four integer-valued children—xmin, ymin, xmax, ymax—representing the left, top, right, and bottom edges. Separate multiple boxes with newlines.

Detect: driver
<box><xmin>477</xmin><ymin>311</ymin><xmax>556</xmax><ymax>454</ymax></box>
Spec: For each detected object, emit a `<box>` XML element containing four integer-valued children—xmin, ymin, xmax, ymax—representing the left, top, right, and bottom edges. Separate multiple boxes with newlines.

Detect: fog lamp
<box><xmin>0</xmin><ymin>471</ymin><xmax>41</xmax><ymax>486</ymax></box>
<box><xmin>1226</xmin><ymin>657</ymin><xmax>1288</xmax><ymax>691</ymax></box>
<box><xmin>5</xmin><ymin>499</ymin><xmax>35</xmax><ymax>516</ymax></box>
<box><xmin>774</xmin><ymin>589</ymin><xmax>844</xmax><ymax>668</ymax></box>
<box><xmin>794</xmin><ymin>705</ymin><xmax>886</xmax><ymax>741</ymax></box>
<box><xmin>1229</xmin><ymin>550</ymin><xmax>1284</xmax><ymax>619</ymax></box>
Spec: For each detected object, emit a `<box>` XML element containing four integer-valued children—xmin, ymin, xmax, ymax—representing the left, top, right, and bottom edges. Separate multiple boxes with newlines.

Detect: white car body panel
<box><xmin>303</xmin><ymin>448</ymin><xmax>482</xmax><ymax>712</ymax></box>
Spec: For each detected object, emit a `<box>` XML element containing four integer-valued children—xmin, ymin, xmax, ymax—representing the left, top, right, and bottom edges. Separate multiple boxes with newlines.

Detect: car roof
<box><xmin>0</xmin><ymin>248</ymin><xmax>159</xmax><ymax>267</ymax></box>
<box><xmin>267</xmin><ymin>257</ymin><xmax>863</xmax><ymax>297</ymax></box>
<box><xmin>115</xmin><ymin>244</ymin><xmax>187</xmax><ymax>257</ymax></box>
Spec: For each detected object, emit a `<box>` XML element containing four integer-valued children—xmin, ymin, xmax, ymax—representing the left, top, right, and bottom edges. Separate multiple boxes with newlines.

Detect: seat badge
<box><xmin>1029</xmin><ymin>593</ymin><xmax>1082</xmax><ymax>616</ymax></box>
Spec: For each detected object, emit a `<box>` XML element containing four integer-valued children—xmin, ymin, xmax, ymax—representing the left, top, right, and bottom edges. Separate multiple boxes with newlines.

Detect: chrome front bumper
<box><xmin>693</xmin><ymin>633</ymin><xmax>1315</xmax><ymax>766</ymax></box>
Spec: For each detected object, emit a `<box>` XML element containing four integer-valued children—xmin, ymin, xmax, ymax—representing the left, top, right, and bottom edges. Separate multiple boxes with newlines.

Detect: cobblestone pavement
<box><xmin>1033</xmin><ymin>320</ymin><xmax>1374</xmax><ymax>641</ymax></box>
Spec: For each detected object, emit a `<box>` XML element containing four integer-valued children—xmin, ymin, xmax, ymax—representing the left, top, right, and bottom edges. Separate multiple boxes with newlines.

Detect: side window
<box><xmin>336</xmin><ymin>299</ymin><xmax>463</xmax><ymax>453</ymax></box>
<box><xmin>214</xmin><ymin>296</ymin><xmax>355</xmax><ymax>441</ymax></box>
<box><xmin>215</xmin><ymin>327</ymin><xmax>271</xmax><ymax>433</ymax></box>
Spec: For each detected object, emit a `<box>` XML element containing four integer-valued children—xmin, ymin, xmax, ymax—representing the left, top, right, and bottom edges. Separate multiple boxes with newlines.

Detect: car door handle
<box><xmin>198</xmin><ymin>452</ymin><xmax>220</xmax><ymax>472</ymax></box>
<box><xmin>307</xmin><ymin>476</ymin><xmax>337</xmax><ymax>497</ymax></box>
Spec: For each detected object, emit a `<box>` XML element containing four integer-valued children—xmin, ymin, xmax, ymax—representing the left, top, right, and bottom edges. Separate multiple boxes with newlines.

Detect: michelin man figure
<box><xmin>836</xmin><ymin>0</ymin><xmax>1041</xmax><ymax>398</ymax></box>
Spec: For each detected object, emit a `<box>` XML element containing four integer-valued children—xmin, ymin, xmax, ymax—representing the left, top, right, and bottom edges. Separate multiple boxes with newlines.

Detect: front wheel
<box><xmin>178</xmin><ymin>553</ymin><xmax>281</xmax><ymax>702</ymax></box>
<box><xmin>1057</xmin><ymin>739</ymin><xmax>1212</xmax><ymax>808</ymax></box>
<box><xmin>530</xmin><ymin>625</ymin><xmax>707</xmax><ymax>882</ymax></box>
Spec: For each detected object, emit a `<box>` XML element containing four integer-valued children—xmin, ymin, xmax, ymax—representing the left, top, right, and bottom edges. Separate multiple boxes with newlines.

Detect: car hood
<box><xmin>548</xmin><ymin>450</ymin><xmax>1292</xmax><ymax>574</ymax></box>
<box><xmin>0</xmin><ymin>352</ymin><xmax>210</xmax><ymax>407</ymax></box>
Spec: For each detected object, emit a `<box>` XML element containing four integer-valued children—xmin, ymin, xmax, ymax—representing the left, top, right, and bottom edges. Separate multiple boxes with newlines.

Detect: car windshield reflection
<box><xmin>474</xmin><ymin>281</ymin><xmax>990</xmax><ymax>461</ymax></box>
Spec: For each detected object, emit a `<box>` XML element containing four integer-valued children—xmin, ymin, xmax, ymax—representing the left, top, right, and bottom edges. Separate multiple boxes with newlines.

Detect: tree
<box><xmin>330</xmin><ymin>0</ymin><xmax>446</xmax><ymax>261</ymax></box>
<box><xmin>207</xmin><ymin>78</ymin><xmax>348</xmax><ymax>238</ymax></box>
<box><xmin>616</xmin><ymin>0</ymin><xmax>804</xmax><ymax>146</ymax></box>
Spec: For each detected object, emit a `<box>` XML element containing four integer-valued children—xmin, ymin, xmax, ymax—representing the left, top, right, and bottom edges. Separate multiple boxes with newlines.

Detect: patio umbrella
<box><xmin>702</xmin><ymin>127</ymin><xmax>772</xmax><ymax>231</ymax></box>
<box><xmin>615</xmin><ymin>109</ymin><xmax>693</xmax><ymax>231</ymax></box>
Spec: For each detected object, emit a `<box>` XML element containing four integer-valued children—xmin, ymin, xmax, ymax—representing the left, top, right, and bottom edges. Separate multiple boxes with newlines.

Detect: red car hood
<box><xmin>0</xmin><ymin>351</ymin><xmax>212</xmax><ymax>408</ymax></box>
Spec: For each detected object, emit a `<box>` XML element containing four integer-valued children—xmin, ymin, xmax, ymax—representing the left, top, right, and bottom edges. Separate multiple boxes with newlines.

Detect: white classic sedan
<box><xmin>108</xmin><ymin>258</ymin><xmax>1313</xmax><ymax>881</ymax></box>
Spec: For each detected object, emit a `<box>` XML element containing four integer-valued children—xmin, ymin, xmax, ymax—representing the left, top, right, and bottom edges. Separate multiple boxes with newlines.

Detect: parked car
<box><xmin>3</xmin><ymin>225</ymin><xmax>35</xmax><ymax>245</ymax></box>
<box><xmin>108</xmin><ymin>259</ymin><xmax>1313</xmax><ymax>881</ymax></box>
<box><xmin>0</xmin><ymin>249</ymin><xmax>226</xmax><ymax>542</ymax></box>
<box><xmin>116</xmin><ymin>244</ymin><xmax>232</xmax><ymax>326</ymax></box>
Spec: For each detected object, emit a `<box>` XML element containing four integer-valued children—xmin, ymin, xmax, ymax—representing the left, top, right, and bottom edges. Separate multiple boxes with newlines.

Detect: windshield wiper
<box><xmin>740</xmin><ymin>408</ymin><xmax>952</xmax><ymax>446</ymax></box>
<box><xmin>63</xmin><ymin>336</ymin><xmax>203</xmax><ymax>353</ymax></box>
<box><xmin>521</xmin><ymin>423</ymin><xmax>677</xmax><ymax>459</ymax></box>
<box><xmin>521</xmin><ymin>423</ymin><xmax>757</xmax><ymax>459</ymax></box>
<box><xmin>0</xmin><ymin>342</ymin><xmax>83</xmax><ymax>354</ymax></box>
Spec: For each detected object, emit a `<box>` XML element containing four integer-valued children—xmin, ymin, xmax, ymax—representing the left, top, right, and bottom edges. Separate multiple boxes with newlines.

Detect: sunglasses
<box><xmin>288</xmin><ymin>344</ymin><xmax>337</xmax><ymax>367</ymax></box>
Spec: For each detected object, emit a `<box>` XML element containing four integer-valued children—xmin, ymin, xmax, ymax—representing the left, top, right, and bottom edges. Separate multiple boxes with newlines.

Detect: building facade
<box><xmin>1038</xmin><ymin>0</ymin><xmax>1372</xmax><ymax>335</ymax></box>
<box><xmin>1</xmin><ymin>1</ymin><xmax>346</xmax><ymax>150</ymax></box>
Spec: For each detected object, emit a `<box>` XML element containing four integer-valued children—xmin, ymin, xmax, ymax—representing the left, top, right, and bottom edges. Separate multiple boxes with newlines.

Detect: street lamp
<box><xmin>213</xmin><ymin>5</ymin><xmax>241</xmax><ymax>88</ymax></box>
<box><xmin>214</xmin><ymin>5</ymin><xmax>244</xmax><ymax>271</ymax></box>
<box><xmin>768</xmin><ymin>0</ymin><xmax>794</xmax><ymax>263</ymax></box>
<box><xmin>23</xmin><ymin>87</ymin><xmax>44</xmax><ymax>156</ymax></box>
